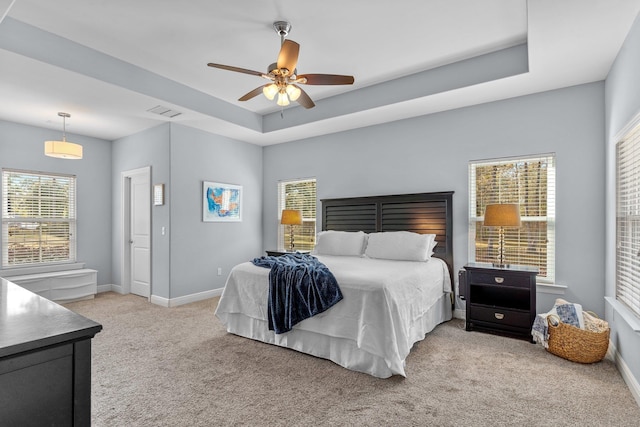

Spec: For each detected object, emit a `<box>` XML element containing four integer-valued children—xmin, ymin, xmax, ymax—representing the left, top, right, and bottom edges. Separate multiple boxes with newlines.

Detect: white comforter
<box><xmin>215</xmin><ymin>255</ymin><xmax>452</xmax><ymax>377</ymax></box>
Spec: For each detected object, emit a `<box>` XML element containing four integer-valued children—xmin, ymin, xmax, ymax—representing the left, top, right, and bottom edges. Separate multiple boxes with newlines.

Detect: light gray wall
<box><xmin>0</xmin><ymin>120</ymin><xmax>113</xmax><ymax>284</ymax></box>
<box><xmin>604</xmin><ymin>13</ymin><xmax>640</xmax><ymax>392</ymax></box>
<box><xmin>168</xmin><ymin>124</ymin><xmax>263</xmax><ymax>299</ymax></box>
<box><xmin>263</xmin><ymin>82</ymin><xmax>605</xmax><ymax>316</ymax></box>
<box><xmin>111</xmin><ymin>122</ymin><xmax>263</xmax><ymax>301</ymax></box>
<box><xmin>111</xmin><ymin>123</ymin><xmax>171</xmax><ymax>297</ymax></box>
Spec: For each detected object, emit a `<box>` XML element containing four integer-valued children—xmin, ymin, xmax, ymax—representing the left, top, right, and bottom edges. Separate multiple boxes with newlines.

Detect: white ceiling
<box><xmin>1</xmin><ymin>0</ymin><xmax>639</xmax><ymax>146</ymax></box>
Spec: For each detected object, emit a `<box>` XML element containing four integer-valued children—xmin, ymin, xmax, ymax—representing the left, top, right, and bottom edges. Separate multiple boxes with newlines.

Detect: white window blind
<box><xmin>277</xmin><ymin>178</ymin><xmax>317</xmax><ymax>251</ymax></box>
<box><xmin>616</xmin><ymin>123</ymin><xmax>640</xmax><ymax>318</ymax></box>
<box><xmin>2</xmin><ymin>169</ymin><xmax>77</xmax><ymax>267</ymax></box>
<box><xmin>469</xmin><ymin>154</ymin><xmax>556</xmax><ymax>282</ymax></box>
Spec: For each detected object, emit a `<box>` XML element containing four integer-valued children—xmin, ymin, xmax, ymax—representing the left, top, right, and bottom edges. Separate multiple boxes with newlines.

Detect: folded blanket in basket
<box><xmin>531</xmin><ymin>298</ymin><xmax>584</xmax><ymax>348</ymax></box>
<box><xmin>252</xmin><ymin>253</ymin><xmax>343</xmax><ymax>334</ymax></box>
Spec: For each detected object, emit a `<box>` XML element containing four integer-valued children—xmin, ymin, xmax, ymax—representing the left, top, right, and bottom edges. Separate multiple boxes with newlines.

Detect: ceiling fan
<box><xmin>207</xmin><ymin>21</ymin><xmax>354</xmax><ymax>109</ymax></box>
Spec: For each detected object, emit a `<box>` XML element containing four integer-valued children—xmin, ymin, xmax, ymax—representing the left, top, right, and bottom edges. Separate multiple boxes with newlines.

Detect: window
<box><xmin>616</xmin><ymin>124</ymin><xmax>640</xmax><ymax>318</ymax></box>
<box><xmin>469</xmin><ymin>154</ymin><xmax>556</xmax><ymax>283</ymax></box>
<box><xmin>2</xmin><ymin>169</ymin><xmax>76</xmax><ymax>267</ymax></box>
<box><xmin>278</xmin><ymin>178</ymin><xmax>317</xmax><ymax>251</ymax></box>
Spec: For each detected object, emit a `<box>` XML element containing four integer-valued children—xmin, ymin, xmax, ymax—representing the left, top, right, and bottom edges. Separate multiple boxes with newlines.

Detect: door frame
<box><xmin>121</xmin><ymin>166</ymin><xmax>151</xmax><ymax>298</ymax></box>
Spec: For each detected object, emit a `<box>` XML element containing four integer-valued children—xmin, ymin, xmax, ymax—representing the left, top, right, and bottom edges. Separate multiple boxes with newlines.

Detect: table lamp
<box><xmin>483</xmin><ymin>203</ymin><xmax>521</xmax><ymax>268</ymax></box>
<box><xmin>281</xmin><ymin>209</ymin><xmax>302</xmax><ymax>252</ymax></box>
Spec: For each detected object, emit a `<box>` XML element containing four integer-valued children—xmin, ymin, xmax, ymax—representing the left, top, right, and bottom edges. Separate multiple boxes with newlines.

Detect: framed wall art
<box><xmin>202</xmin><ymin>181</ymin><xmax>242</xmax><ymax>222</ymax></box>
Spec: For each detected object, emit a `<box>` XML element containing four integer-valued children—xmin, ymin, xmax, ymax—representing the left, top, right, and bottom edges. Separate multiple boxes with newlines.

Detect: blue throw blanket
<box><xmin>252</xmin><ymin>253</ymin><xmax>343</xmax><ymax>334</ymax></box>
<box><xmin>531</xmin><ymin>298</ymin><xmax>584</xmax><ymax>348</ymax></box>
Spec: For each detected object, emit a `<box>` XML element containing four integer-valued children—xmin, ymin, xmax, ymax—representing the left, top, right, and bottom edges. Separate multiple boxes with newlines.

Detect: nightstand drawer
<box><xmin>469</xmin><ymin>305</ymin><xmax>531</xmax><ymax>329</ymax></box>
<box><xmin>469</xmin><ymin>271</ymin><xmax>530</xmax><ymax>287</ymax></box>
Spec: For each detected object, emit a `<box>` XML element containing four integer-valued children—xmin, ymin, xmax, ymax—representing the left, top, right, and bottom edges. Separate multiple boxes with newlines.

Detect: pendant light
<box><xmin>44</xmin><ymin>112</ymin><xmax>83</xmax><ymax>159</ymax></box>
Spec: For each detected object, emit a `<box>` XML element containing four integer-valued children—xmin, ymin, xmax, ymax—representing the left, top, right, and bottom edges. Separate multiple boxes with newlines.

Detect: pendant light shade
<box><xmin>44</xmin><ymin>140</ymin><xmax>83</xmax><ymax>159</ymax></box>
<box><xmin>44</xmin><ymin>112</ymin><xmax>83</xmax><ymax>159</ymax></box>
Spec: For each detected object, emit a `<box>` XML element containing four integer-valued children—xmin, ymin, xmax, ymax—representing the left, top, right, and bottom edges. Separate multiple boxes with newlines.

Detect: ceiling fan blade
<box><xmin>276</xmin><ymin>40</ymin><xmax>300</xmax><ymax>74</ymax></box>
<box><xmin>238</xmin><ymin>86</ymin><xmax>265</xmax><ymax>101</ymax></box>
<box><xmin>296</xmin><ymin>86</ymin><xmax>315</xmax><ymax>109</ymax></box>
<box><xmin>207</xmin><ymin>63</ymin><xmax>264</xmax><ymax>77</ymax></box>
<box><xmin>298</xmin><ymin>74</ymin><xmax>355</xmax><ymax>85</ymax></box>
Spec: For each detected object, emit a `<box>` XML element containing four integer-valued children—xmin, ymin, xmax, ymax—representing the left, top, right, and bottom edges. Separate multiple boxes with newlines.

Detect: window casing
<box><xmin>2</xmin><ymin>169</ymin><xmax>77</xmax><ymax>267</ymax></box>
<box><xmin>277</xmin><ymin>178</ymin><xmax>317</xmax><ymax>251</ymax></box>
<box><xmin>616</xmin><ymin>124</ymin><xmax>640</xmax><ymax>318</ymax></box>
<box><xmin>469</xmin><ymin>154</ymin><xmax>556</xmax><ymax>283</ymax></box>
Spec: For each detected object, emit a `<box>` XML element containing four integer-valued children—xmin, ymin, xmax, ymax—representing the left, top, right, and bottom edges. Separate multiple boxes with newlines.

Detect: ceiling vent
<box><xmin>147</xmin><ymin>105</ymin><xmax>182</xmax><ymax>118</ymax></box>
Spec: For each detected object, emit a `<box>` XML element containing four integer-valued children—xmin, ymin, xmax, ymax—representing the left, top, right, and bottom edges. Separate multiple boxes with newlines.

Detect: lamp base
<box><xmin>492</xmin><ymin>263</ymin><xmax>511</xmax><ymax>269</ymax></box>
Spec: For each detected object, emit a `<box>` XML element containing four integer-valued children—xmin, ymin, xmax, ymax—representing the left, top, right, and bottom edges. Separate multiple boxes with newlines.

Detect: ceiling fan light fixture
<box><xmin>44</xmin><ymin>112</ymin><xmax>83</xmax><ymax>160</ymax></box>
<box><xmin>263</xmin><ymin>83</ymin><xmax>279</xmax><ymax>100</ymax></box>
<box><xmin>286</xmin><ymin>84</ymin><xmax>301</xmax><ymax>101</ymax></box>
<box><xmin>277</xmin><ymin>91</ymin><xmax>290</xmax><ymax>107</ymax></box>
<box><xmin>206</xmin><ymin>20</ymin><xmax>353</xmax><ymax>110</ymax></box>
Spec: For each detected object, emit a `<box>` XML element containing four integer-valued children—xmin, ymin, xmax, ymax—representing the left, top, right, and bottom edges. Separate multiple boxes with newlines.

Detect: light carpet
<box><xmin>65</xmin><ymin>292</ymin><xmax>640</xmax><ymax>426</ymax></box>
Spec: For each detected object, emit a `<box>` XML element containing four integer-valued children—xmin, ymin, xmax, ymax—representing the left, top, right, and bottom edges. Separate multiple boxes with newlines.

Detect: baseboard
<box><xmin>149</xmin><ymin>295</ymin><xmax>169</xmax><ymax>307</ymax></box>
<box><xmin>453</xmin><ymin>308</ymin><xmax>466</xmax><ymax>320</ymax></box>
<box><xmin>97</xmin><ymin>285</ymin><xmax>221</xmax><ymax>307</ymax></box>
<box><xmin>618</xmin><ymin>356</ymin><xmax>640</xmax><ymax>407</ymax></box>
<box><xmin>609</xmin><ymin>339</ymin><xmax>640</xmax><ymax>407</ymax></box>
<box><xmin>151</xmin><ymin>288</ymin><xmax>223</xmax><ymax>308</ymax></box>
<box><xmin>97</xmin><ymin>284</ymin><xmax>116</xmax><ymax>293</ymax></box>
<box><xmin>99</xmin><ymin>283</ymin><xmax>127</xmax><ymax>294</ymax></box>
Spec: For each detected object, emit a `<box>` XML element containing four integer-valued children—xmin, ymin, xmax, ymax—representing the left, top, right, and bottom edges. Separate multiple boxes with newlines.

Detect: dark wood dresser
<box><xmin>461</xmin><ymin>263</ymin><xmax>538</xmax><ymax>341</ymax></box>
<box><xmin>0</xmin><ymin>278</ymin><xmax>102</xmax><ymax>426</ymax></box>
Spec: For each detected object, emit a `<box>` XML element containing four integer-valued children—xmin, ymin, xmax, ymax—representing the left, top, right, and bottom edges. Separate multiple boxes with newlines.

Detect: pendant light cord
<box><xmin>58</xmin><ymin>112</ymin><xmax>70</xmax><ymax>142</ymax></box>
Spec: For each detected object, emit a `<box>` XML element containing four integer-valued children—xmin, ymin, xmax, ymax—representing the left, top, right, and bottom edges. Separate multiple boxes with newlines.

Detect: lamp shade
<box><xmin>281</xmin><ymin>209</ymin><xmax>302</xmax><ymax>225</ymax></box>
<box><xmin>44</xmin><ymin>112</ymin><xmax>83</xmax><ymax>160</ymax></box>
<box><xmin>483</xmin><ymin>204</ymin><xmax>521</xmax><ymax>227</ymax></box>
<box><xmin>263</xmin><ymin>83</ymin><xmax>278</xmax><ymax>100</ymax></box>
<box><xmin>44</xmin><ymin>140</ymin><xmax>83</xmax><ymax>159</ymax></box>
<box><xmin>277</xmin><ymin>91</ymin><xmax>290</xmax><ymax>106</ymax></box>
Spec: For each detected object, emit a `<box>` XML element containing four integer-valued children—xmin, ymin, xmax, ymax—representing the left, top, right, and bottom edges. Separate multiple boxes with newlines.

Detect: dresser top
<box><xmin>0</xmin><ymin>278</ymin><xmax>102</xmax><ymax>358</ymax></box>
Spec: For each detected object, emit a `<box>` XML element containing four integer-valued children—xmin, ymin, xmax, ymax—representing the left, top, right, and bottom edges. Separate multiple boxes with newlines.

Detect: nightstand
<box><xmin>265</xmin><ymin>250</ymin><xmax>310</xmax><ymax>257</ymax></box>
<box><xmin>461</xmin><ymin>263</ymin><xmax>538</xmax><ymax>341</ymax></box>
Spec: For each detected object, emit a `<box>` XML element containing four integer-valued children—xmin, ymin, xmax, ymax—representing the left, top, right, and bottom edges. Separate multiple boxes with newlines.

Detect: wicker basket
<box><xmin>546</xmin><ymin>311</ymin><xmax>610</xmax><ymax>363</ymax></box>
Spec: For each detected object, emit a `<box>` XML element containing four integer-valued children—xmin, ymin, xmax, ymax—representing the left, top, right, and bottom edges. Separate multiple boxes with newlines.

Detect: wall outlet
<box><xmin>217</xmin><ymin>267</ymin><xmax>222</xmax><ymax>276</ymax></box>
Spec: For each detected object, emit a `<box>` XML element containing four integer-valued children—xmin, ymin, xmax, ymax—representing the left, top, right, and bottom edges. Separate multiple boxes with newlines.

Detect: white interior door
<box><xmin>129</xmin><ymin>170</ymin><xmax>151</xmax><ymax>298</ymax></box>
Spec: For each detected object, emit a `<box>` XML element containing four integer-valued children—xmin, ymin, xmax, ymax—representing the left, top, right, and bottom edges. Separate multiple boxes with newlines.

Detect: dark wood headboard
<box><xmin>321</xmin><ymin>191</ymin><xmax>454</xmax><ymax>282</ymax></box>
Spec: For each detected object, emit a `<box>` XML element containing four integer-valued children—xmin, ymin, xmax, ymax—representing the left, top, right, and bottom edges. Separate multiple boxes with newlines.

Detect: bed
<box><xmin>215</xmin><ymin>191</ymin><xmax>454</xmax><ymax>378</ymax></box>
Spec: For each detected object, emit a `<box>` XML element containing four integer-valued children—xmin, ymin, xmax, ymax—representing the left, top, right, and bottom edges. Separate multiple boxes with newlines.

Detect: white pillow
<box><xmin>364</xmin><ymin>231</ymin><xmax>436</xmax><ymax>262</ymax></box>
<box><xmin>313</xmin><ymin>230</ymin><xmax>368</xmax><ymax>256</ymax></box>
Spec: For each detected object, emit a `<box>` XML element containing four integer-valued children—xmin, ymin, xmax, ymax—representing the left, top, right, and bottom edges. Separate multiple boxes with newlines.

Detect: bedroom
<box><xmin>1</xmin><ymin>0</ymin><xmax>640</xmax><ymax>423</ymax></box>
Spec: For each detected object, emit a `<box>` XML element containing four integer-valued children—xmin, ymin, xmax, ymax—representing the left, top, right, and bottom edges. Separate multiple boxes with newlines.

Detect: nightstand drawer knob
<box><xmin>494</xmin><ymin>277</ymin><xmax>504</xmax><ymax>284</ymax></box>
<box><xmin>494</xmin><ymin>313</ymin><xmax>505</xmax><ymax>320</ymax></box>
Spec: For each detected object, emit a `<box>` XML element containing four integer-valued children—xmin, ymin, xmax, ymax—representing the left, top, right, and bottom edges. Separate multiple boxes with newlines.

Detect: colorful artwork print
<box><xmin>203</xmin><ymin>181</ymin><xmax>242</xmax><ymax>222</ymax></box>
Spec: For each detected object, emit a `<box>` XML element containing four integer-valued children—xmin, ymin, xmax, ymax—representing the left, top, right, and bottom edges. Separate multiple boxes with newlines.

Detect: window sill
<box><xmin>605</xmin><ymin>297</ymin><xmax>640</xmax><ymax>332</ymax></box>
<box><xmin>0</xmin><ymin>262</ymin><xmax>85</xmax><ymax>278</ymax></box>
<box><xmin>536</xmin><ymin>282</ymin><xmax>567</xmax><ymax>295</ymax></box>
